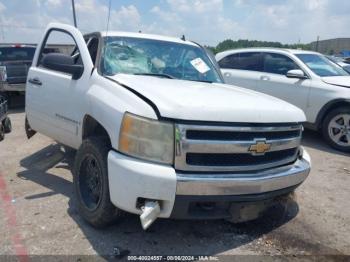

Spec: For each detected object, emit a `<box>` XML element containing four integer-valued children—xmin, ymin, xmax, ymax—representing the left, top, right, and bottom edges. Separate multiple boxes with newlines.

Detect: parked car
<box><xmin>216</xmin><ymin>48</ymin><xmax>350</xmax><ymax>152</ymax></box>
<box><xmin>326</xmin><ymin>55</ymin><xmax>350</xmax><ymax>73</ymax></box>
<box><xmin>344</xmin><ymin>65</ymin><xmax>350</xmax><ymax>74</ymax></box>
<box><xmin>0</xmin><ymin>44</ymin><xmax>36</xmax><ymax>102</ymax></box>
<box><xmin>0</xmin><ymin>94</ymin><xmax>12</xmax><ymax>141</ymax></box>
<box><xmin>26</xmin><ymin>23</ymin><xmax>310</xmax><ymax>229</ymax></box>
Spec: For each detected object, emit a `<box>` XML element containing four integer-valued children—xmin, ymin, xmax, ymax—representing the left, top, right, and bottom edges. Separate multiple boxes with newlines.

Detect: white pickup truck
<box><xmin>25</xmin><ymin>23</ymin><xmax>311</xmax><ymax>229</ymax></box>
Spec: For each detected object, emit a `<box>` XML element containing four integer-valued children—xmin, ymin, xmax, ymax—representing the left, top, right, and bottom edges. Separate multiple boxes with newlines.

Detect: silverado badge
<box><xmin>249</xmin><ymin>140</ymin><xmax>271</xmax><ymax>155</ymax></box>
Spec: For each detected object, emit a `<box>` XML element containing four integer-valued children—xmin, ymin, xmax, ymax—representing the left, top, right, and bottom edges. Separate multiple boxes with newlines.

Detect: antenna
<box><xmin>106</xmin><ymin>0</ymin><xmax>112</xmax><ymax>36</ymax></box>
<box><xmin>315</xmin><ymin>35</ymin><xmax>320</xmax><ymax>52</ymax></box>
<box><xmin>71</xmin><ymin>0</ymin><xmax>77</xmax><ymax>27</ymax></box>
<box><xmin>0</xmin><ymin>23</ymin><xmax>4</xmax><ymax>42</ymax></box>
<box><xmin>102</xmin><ymin>0</ymin><xmax>112</xmax><ymax>77</ymax></box>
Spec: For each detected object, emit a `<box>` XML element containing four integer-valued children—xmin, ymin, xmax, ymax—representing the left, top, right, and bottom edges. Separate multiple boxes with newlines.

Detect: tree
<box><xmin>208</xmin><ymin>39</ymin><xmax>311</xmax><ymax>54</ymax></box>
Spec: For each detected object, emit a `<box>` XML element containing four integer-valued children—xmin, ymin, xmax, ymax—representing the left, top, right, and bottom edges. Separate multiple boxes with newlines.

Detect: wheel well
<box><xmin>82</xmin><ymin>115</ymin><xmax>111</xmax><ymax>146</ymax></box>
<box><xmin>317</xmin><ymin>100</ymin><xmax>350</xmax><ymax>129</ymax></box>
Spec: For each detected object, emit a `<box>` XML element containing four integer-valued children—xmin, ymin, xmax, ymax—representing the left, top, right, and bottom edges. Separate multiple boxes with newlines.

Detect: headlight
<box><xmin>119</xmin><ymin>112</ymin><xmax>174</xmax><ymax>164</ymax></box>
<box><xmin>0</xmin><ymin>66</ymin><xmax>7</xmax><ymax>82</ymax></box>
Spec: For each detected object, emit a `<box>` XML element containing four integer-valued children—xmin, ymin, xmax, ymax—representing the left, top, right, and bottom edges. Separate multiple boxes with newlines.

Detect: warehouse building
<box><xmin>310</xmin><ymin>38</ymin><xmax>350</xmax><ymax>55</ymax></box>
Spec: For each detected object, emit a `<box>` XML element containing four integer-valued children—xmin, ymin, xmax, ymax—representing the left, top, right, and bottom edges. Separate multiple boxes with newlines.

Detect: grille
<box><xmin>186</xmin><ymin>129</ymin><xmax>301</xmax><ymax>141</ymax></box>
<box><xmin>186</xmin><ymin>148</ymin><xmax>297</xmax><ymax>167</ymax></box>
<box><xmin>175</xmin><ymin>123</ymin><xmax>302</xmax><ymax>172</ymax></box>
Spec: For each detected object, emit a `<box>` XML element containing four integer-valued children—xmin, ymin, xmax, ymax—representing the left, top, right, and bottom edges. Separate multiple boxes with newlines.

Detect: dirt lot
<box><xmin>0</xmin><ymin>100</ymin><xmax>349</xmax><ymax>261</ymax></box>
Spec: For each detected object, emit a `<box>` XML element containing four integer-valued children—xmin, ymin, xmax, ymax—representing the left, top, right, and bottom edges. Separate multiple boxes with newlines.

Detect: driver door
<box><xmin>26</xmin><ymin>24</ymin><xmax>93</xmax><ymax>148</ymax></box>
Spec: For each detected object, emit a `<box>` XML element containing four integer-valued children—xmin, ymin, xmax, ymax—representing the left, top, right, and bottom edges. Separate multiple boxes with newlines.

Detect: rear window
<box><xmin>218</xmin><ymin>52</ymin><xmax>263</xmax><ymax>72</ymax></box>
<box><xmin>0</xmin><ymin>47</ymin><xmax>36</xmax><ymax>61</ymax></box>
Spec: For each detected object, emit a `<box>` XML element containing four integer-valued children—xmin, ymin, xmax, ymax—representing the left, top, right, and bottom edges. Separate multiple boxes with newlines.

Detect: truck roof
<box><xmin>216</xmin><ymin>47</ymin><xmax>320</xmax><ymax>58</ymax></box>
<box><xmin>87</xmin><ymin>31</ymin><xmax>198</xmax><ymax>47</ymax></box>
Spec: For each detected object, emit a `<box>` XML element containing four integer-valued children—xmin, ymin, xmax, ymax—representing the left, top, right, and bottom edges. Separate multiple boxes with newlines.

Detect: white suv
<box><xmin>216</xmin><ymin>48</ymin><xmax>350</xmax><ymax>152</ymax></box>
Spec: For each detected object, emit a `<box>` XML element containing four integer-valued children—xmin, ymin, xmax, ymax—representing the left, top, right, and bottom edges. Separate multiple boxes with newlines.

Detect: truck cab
<box><xmin>26</xmin><ymin>23</ymin><xmax>311</xmax><ymax>229</ymax></box>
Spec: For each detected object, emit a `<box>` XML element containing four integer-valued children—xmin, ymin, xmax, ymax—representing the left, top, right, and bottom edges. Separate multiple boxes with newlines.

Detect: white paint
<box><xmin>216</xmin><ymin>48</ymin><xmax>350</xmax><ymax>124</ymax></box>
<box><xmin>108</xmin><ymin>151</ymin><xmax>176</xmax><ymax>218</ymax></box>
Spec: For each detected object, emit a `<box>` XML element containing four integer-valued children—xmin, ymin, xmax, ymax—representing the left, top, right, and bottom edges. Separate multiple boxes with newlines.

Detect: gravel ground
<box><xmin>0</xmin><ymin>99</ymin><xmax>349</xmax><ymax>261</ymax></box>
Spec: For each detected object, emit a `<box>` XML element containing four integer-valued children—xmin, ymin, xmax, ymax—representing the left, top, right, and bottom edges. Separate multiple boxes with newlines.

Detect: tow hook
<box><xmin>140</xmin><ymin>200</ymin><xmax>161</xmax><ymax>230</ymax></box>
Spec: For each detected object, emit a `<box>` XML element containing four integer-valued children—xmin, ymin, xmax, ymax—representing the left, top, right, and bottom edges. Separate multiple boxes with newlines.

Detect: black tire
<box><xmin>73</xmin><ymin>137</ymin><xmax>122</xmax><ymax>228</ymax></box>
<box><xmin>3</xmin><ymin>117</ymin><xmax>11</xmax><ymax>133</ymax></box>
<box><xmin>0</xmin><ymin>123</ymin><xmax>4</xmax><ymax>141</ymax></box>
<box><xmin>322</xmin><ymin>107</ymin><xmax>350</xmax><ymax>152</ymax></box>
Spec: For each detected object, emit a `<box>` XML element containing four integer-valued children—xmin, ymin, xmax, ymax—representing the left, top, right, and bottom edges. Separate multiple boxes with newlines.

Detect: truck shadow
<box><xmin>7</xmin><ymin>94</ymin><xmax>25</xmax><ymax>112</ymax></box>
<box><xmin>301</xmin><ymin>130</ymin><xmax>350</xmax><ymax>157</ymax></box>
<box><xmin>17</xmin><ymin>144</ymin><xmax>299</xmax><ymax>258</ymax></box>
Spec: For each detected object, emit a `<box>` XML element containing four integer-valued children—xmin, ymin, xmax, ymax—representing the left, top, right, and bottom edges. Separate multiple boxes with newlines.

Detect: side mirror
<box><xmin>286</xmin><ymin>69</ymin><xmax>307</xmax><ymax>79</ymax></box>
<box><xmin>42</xmin><ymin>53</ymin><xmax>84</xmax><ymax>80</ymax></box>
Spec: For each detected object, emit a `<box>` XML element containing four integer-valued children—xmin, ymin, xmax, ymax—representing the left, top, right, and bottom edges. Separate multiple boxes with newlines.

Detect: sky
<box><xmin>0</xmin><ymin>0</ymin><xmax>349</xmax><ymax>46</ymax></box>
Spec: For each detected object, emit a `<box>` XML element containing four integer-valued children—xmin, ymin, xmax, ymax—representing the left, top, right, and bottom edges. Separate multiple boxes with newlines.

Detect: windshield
<box><xmin>100</xmin><ymin>36</ymin><xmax>223</xmax><ymax>83</ymax></box>
<box><xmin>296</xmin><ymin>53</ymin><xmax>349</xmax><ymax>77</ymax></box>
<box><xmin>0</xmin><ymin>47</ymin><xmax>35</xmax><ymax>61</ymax></box>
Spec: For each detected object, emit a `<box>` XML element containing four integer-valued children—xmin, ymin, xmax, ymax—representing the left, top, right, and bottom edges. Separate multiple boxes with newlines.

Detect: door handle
<box><xmin>28</xmin><ymin>78</ymin><xmax>42</xmax><ymax>86</ymax></box>
<box><xmin>260</xmin><ymin>75</ymin><xmax>270</xmax><ymax>81</ymax></box>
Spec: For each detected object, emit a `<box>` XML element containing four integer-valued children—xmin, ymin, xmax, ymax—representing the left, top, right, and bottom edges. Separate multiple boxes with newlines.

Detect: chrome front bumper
<box><xmin>176</xmin><ymin>149</ymin><xmax>311</xmax><ymax>196</ymax></box>
<box><xmin>0</xmin><ymin>82</ymin><xmax>26</xmax><ymax>92</ymax></box>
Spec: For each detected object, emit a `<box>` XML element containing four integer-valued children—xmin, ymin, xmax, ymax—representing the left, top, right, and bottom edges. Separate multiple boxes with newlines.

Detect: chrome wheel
<box><xmin>328</xmin><ymin>114</ymin><xmax>350</xmax><ymax>147</ymax></box>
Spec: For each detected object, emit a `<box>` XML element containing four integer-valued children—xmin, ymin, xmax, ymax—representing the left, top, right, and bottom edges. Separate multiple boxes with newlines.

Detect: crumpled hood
<box><xmin>109</xmin><ymin>74</ymin><xmax>306</xmax><ymax>123</ymax></box>
<box><xmin>322</xmin><ymin>76</ymin><xmax>350</xmax><ymax>88</ymax></box>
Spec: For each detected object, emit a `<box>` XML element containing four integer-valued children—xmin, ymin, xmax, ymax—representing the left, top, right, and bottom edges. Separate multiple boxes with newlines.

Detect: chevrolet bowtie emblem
<box><xmin>249</xmin><ymin>140</ymin><xmax>271</xmax><ymax>154</ymax></box>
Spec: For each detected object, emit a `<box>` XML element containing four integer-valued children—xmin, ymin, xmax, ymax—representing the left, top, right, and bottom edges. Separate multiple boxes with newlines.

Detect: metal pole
<box><xmin>71</xmin><ymin>0</ymin><xmax>77</xmax><ymax>28</ymax></box>
<box><xmin>315</xmin><ymin>36</ymin><xmax>320</xmax><ymax>52</ymax></box>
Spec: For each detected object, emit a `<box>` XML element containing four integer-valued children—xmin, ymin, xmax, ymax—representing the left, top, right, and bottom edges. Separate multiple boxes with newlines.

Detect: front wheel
<box><xmin>73</xmin><ymin>137</ymin><xmax>123</xmax><ymax>227</ymax></box>
<box><xmin>322</xmin><ymin>107</ymin><xmax>350</xmax><ymax>152</ymax></box>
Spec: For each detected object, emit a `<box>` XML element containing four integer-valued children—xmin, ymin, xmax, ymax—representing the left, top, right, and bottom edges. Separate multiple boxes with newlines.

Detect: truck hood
<box><xmin>109</xmin><ymin>74</ymin><xmax>306</xmax><ymax>123</ymax></box>
<box><xmin>322</xmin><ymin>76</ymin><xmax>350</xmax><ymax>88</ymax></box>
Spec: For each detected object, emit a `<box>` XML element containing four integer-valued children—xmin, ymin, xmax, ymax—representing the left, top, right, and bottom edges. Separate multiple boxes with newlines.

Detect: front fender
<box><xmin>315</xmin><ymin>98</ymin><xmax>350</xmax><ymax>128</ymax></box>
<box><xmin>85</xmin><ymin>74</ymin><xmax>158</xmax><ymax>149</ymax></box>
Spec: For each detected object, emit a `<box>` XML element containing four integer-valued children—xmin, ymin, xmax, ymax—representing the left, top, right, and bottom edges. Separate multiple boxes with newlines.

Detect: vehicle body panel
<box><xmin>26</xmin><ymin>23</ymin><xmax>93</xmax><ymax>148</ymax></box>
<box><xmin>108</xmin><ymin>149</ymin><xmax>310</xmax><ymax>218</ymax></box>
<box><xmin>109</xmin><ymin>73</ymin><xmax>306</xmax><ymax>123</ymax></box>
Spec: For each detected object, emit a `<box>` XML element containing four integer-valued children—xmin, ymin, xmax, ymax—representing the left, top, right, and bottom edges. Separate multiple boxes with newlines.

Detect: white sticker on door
<box><xmin>190</xmin><ymin>58</ymin><xmax>210</xmax><ymax>74</ymax></box>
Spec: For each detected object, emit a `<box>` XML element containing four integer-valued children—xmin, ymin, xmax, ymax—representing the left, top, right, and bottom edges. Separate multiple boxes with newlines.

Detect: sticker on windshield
<box><xmin>190</xmin><ymin>58</ymin><xmax>210</xmax><ymax>74</ymax></box>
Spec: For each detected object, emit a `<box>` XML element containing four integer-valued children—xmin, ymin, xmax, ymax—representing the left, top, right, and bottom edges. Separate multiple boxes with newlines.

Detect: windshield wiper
<box><xmin>134</xmin><ymin>73</ymin><xmax>174</xmax><ymax>79</ymax></box>
<box><xmin>133</xmin><ymin>73</ymin><xmax>214</xmax><ymax>83</ymax></box>
<box><xmin>188</xmin><ymin>79</ymin><xmax>213</xmax><ymax>83</ymax></box>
